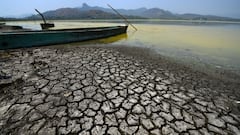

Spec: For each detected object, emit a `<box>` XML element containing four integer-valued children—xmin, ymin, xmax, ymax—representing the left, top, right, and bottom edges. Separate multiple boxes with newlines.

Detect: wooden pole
<box><xmin>107</xmin><ymin>4</ymin><xmax>137</xmax><ymax>31</ymax></box>
<box><xmin>35</xmin><ymin>9</ymin><xmax>47</xmax><ymax>24</ymax></box>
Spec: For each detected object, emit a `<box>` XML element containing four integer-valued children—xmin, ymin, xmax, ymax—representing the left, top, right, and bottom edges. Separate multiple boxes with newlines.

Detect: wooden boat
<box><xmin>0</xmin><ymin>23</ymin><xmax>6</xmax><ymax>25</ymax></box>
<box><xmin>0</xmin><ymin>25</ymin><xmax>128</xmax><ymax>50</ymax></box>
<box><xmin>0</xmin><ymin>24</ymin><xmax>25</xmax><ymax>31</ymax></box>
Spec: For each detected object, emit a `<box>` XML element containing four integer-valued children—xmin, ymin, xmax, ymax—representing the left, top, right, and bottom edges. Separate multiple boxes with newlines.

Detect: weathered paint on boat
<box><xmin>0</xmin><ymin>25</ymin><xmax>128</xmax><ymax>50</ymax></box>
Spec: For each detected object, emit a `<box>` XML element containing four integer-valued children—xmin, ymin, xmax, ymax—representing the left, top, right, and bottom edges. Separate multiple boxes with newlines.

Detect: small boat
<box><xmin>0</xmin><ymin>24</ymin><xmax>26</xmax><ymax>31</ymax></box>
<box><xmin>0</xmin><ymin>23</ymin><xmax>6</xmax><ymax>26</ymax></box>
<box><xmin>0</xmin><ymin>25</ymin><xmax>128</xmax><ymax>50</ymax></box>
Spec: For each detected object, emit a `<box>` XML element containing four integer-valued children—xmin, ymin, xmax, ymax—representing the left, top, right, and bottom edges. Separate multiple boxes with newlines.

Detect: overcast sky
<box><xmin>0</xmin><ymin>0</ymin><xmax>240</xmax><ymax>18</ymax></box>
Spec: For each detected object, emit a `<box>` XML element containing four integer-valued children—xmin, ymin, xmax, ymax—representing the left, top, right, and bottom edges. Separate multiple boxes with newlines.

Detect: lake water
<box><xmin>4</xmin><ymin>20</ymin><xmax>240</xmax><ymax>76</ymax></box>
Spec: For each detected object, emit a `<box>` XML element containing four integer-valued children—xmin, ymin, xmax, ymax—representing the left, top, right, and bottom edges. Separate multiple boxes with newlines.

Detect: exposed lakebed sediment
<box><xmin>0</xmin><ymin>45</ymin><xmax>240</xmax><ymax>134</ymax></box>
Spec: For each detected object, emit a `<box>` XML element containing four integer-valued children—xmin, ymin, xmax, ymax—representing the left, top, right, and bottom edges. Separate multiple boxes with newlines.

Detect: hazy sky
<box><xmin>0</xmin><ymin>0</ymin><xmax>240</xmax><ymax>18</ymax></box>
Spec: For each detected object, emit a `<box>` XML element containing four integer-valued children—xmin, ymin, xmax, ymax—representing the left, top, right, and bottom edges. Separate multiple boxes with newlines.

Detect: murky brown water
<box><xmin>5</xmin><ymin>20</ymin><xmax>240</xmax><ymax>74</ymax></box>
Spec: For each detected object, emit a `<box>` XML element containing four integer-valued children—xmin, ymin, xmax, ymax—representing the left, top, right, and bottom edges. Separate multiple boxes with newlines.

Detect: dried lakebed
<box><xmin>0</xmin><ymin>45</ymin><xmax>240</xmax><ymax>134</ymax></box>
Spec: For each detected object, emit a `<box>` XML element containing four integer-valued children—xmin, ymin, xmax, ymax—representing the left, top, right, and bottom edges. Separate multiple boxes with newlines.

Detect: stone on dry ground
<box><xmin>0</xmin><ymin>46</ymin><xmax>240</xmax><ymax>135</ymax></box>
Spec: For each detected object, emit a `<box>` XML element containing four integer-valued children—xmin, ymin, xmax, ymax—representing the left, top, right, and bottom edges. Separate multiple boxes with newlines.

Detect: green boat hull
<box><xmin>0</xmin><ymin>26</ymin><xmax>128</xmax><ymax>50</ymax></box>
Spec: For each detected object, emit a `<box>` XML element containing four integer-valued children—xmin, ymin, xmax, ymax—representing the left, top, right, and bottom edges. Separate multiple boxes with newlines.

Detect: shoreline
<box><xmin>108</xmin><ymin>44</ymin><xmax>240</xmax><ymax>83</ymax></box>
<box><xmin>106</xmin><ymin>45</ymin><xmax>240</xmax><ymax>110</ymax></box>
<box><xmin>0</xmin><ymin>45</ymin><xmax>240</xmax><ymax>134</ymax></box>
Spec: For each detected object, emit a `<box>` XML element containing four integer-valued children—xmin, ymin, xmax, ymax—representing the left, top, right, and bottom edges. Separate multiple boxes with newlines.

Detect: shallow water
<box><xmin>122</xmin><ymin>23</ymin><xmax>240</xmax><ymax>73</ymax></box>
<box><xmin>4</xmin><ymin>20</ymin><xmax>240</xmax><ymax>74</ymax></box>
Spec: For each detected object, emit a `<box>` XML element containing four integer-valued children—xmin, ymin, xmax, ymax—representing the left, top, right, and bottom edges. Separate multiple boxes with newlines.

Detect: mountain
<box><xmin>27</xmin><ymin>5</ymin><xmax>143</xmax><ymax>20</ymax></box>
<box><xmin>73</xmin><ymin>3</ymin><xmax>238</xmax><ymax>21</ymax></box>
<box><xmin>0</xmin><ymin>17</ymin><xmax>4</xmax><ymax>21</ymax></box>
<box><xmin>141</xmin><ymin>8</ymin><xmax>177</xmax><ymax>19</ymax></box>
<box><xmin>7</xmin><ymin>3</ymin><xmax>240</xmax><ymax>21</ymax></box>
<box><xmin>177</xmin><ymin>14</ymin><xmax>236</xmax><ymax>21</ymax></box>
<box><xmin>77</xmin><ymin>3</ymin><xmax>148</xmax><ymax>17</ymax></box>
<box><xmin>28</xmin><ymin>8</ymin><xmax>120</xmax><ymax>19</ymax></box>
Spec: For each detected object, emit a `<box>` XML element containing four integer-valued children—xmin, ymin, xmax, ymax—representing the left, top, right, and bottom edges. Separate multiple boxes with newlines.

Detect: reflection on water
<box><xmin>63</xmin><ymin>33</ymin><xmax>128</xmax><ymax>47</ymax></box>
<box><xmin>5</xmin><ymin>20</ymin><xmax>240</xmax><ymax>74</ymax></box>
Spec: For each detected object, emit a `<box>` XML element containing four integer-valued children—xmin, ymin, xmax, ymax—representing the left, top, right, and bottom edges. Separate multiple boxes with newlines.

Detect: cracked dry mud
<box><xmin>0</xmin><ymin>46</ymin><xmax>240</xmax><ymax>135</ymax></box>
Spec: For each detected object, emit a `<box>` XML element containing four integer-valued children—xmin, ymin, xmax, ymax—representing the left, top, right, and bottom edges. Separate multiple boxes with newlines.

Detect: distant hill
<box><xmin>2</xmin><ymin>3</ymin><xmax>240</xmax><ymax>21</ymax></box>
<box><xmin>141</xmin><ymin>8</ymin><xmax>177</xmax><ymax>19</ymax></box>
<box><xmin>0</xmin><ymin>17</ymin><xmax>4</xmax><ymax>21</ymax></box>
<box><xmin>27</xmin><ymin>6</ymin><xmax>144</xmax><ymax>20</ymax></box>
<box><xmin>0</xmin><ymin>17</ymin><xmax>17</xmax><ymax>21</ymax></box>
<box><xmin>176</xmin><ymin>14</ymin><xmax>239</xmax><ymax>21</ymax></box>
<box><xmin>71</xmin><ymin>3</ymin><xmax>239</xmax><ymax>21</ymax></box>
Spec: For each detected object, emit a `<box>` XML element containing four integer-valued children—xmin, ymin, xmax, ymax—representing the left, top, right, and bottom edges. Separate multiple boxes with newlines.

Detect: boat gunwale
<box><xmin>0</xmin><ymin>25</ymin><xmax>127</xmax><ymax>35</ymax></box>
